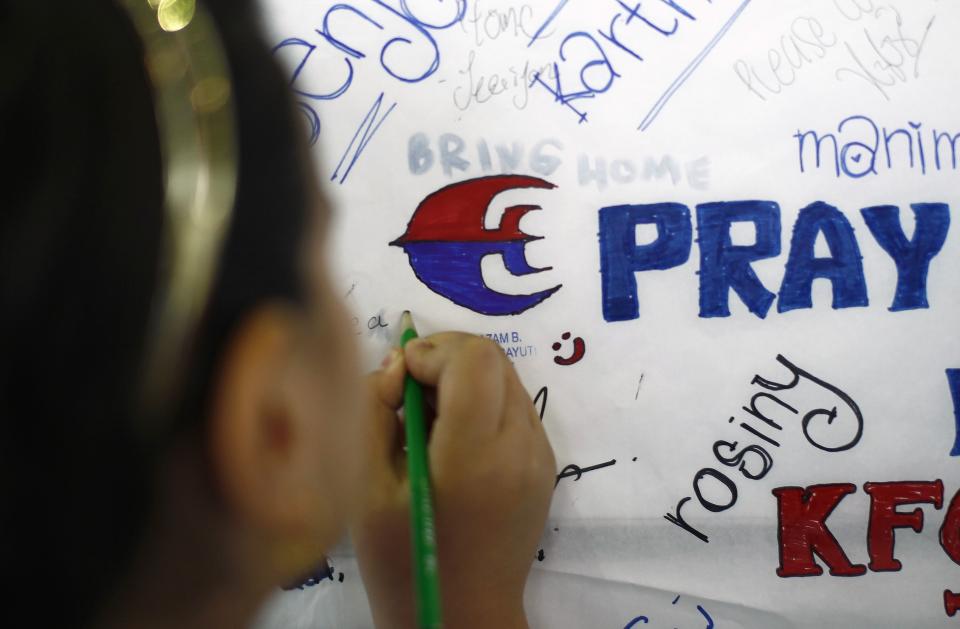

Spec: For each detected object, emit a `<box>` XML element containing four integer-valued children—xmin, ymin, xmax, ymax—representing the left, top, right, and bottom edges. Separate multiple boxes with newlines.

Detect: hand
<box><xmin>350</xmin><ymin>333</ymin><xmax>556</xmax><ymax>629</ymax></box>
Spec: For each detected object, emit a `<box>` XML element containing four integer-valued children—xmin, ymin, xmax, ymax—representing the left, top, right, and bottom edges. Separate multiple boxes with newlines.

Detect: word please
<box><xmin>598</xmin><ymin>200</ymin><xmax>950</xmax><ymax>321</ymax></box>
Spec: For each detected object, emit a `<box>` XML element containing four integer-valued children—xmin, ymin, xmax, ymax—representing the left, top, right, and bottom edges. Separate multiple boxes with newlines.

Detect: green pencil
<box><xmin>399</xmin><ymin>311</ymin><xmax>443</xmax><ymax>629</ymax></box>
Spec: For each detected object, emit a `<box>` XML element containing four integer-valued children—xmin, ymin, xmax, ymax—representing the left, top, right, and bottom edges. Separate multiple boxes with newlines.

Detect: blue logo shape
<box><xmin>391</xmin><ymin>175</ymin><xmax>561</xmax><ymax>316</ymax></box>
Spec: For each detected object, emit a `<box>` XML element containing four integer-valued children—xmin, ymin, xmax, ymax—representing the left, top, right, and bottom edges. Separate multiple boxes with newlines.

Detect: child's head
<box><xmin>2</xmin><ymin>1</ymin><xmax>363</xmax><ymax>624</ymax></box>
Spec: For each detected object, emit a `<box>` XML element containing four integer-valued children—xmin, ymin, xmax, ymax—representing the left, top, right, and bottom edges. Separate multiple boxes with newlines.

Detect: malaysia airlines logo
<box><xmin>390</xmin><ymin>175</ymin><xmax>561</xmax><ymax>316</ymax></box>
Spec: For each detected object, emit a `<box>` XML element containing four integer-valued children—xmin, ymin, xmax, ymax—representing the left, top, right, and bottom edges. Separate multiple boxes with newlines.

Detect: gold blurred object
<box><xmin>118</xmin><ymin>0</ymin><xmax>238</xmax><ymax>436</ymax></box>
<box><xmin>157</xmin><ymin>0</ymin><xmax>196</xmax><ymax>32</ymax></box>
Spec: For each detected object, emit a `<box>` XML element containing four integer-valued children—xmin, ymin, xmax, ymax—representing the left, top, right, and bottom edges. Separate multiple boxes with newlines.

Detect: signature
<box><xmin>835</xmin><ymin>5</ymin><xmax>935</xmax><ymax>100</ymax></box>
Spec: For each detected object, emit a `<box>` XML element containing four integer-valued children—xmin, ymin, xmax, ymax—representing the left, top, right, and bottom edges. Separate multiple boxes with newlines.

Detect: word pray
<box><xmin>598</xmin><ymin>199</ymin><xmax>950</xmax><ymax>321</ymax></box>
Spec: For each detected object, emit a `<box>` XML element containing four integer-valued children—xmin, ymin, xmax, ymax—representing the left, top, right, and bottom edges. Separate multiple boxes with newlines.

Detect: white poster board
<box><xmin>254</xmin><ymin>1</ymin><xmax>960</xmax><ymax>626</ymax></box>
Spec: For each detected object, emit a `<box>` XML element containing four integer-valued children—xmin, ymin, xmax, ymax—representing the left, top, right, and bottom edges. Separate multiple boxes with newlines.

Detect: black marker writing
<box><xmin>534</xmin><ymin>386</ymin><xmax>548</xmax><ymax>421</ymax></box>
<box><xmin>555</xmin><ymin>459</ymin><xmax>617</xmax><ymax>487</ymax></box>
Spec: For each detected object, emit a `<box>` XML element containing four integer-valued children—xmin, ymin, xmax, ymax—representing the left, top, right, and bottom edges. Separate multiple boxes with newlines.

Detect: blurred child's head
<box><xmin>1</xmin><ymin>1</ymin><xmax>363</xmax><ymax>624</ymax></box>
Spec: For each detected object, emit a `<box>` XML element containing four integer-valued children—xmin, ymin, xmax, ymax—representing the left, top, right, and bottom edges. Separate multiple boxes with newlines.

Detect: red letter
<box><xmin>864</xmin><ymin>480</ymin><xmax>943</xmax><ymax>571</ymax></box>
<box><xmin>941</xmin><ymin>488</ymin><xmax>960</xmax><ymax>565</ymax></box>
<box><xmin>946</xmin><ymin>590</ymin><xmax>960</xmax><ymax>617</ymax></box>
<box><xmin>773</xmin><ymin>484</ymin><xmax>866</xmax><ymax>577</ymax></box>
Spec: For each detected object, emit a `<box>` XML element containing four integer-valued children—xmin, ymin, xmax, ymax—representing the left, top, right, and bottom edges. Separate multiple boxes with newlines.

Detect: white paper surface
<box><xmin>254</xmin><ymin>1</ymin><xmax>960</xmax><ymax>626</ymax></box>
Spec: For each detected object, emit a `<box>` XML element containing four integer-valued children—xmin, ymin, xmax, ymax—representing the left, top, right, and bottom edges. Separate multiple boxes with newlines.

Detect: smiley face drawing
<box><xmin>552</xmin><ymin>332</ymin><xmax>585</xmax><ymax>366</ymax></box>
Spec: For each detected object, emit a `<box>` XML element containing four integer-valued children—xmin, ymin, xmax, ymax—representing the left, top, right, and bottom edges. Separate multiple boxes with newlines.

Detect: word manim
<box><xmin>797</xmin><ymin>115</ymin><xmax>960</xmax><ymax>178</ymax></box>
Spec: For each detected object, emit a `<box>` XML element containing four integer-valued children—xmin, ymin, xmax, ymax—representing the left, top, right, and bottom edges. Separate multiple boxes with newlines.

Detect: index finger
<box><xmin>403</xmin><ymin>332</ymin><xmax>508</xmax><ymax>441</ymax></box>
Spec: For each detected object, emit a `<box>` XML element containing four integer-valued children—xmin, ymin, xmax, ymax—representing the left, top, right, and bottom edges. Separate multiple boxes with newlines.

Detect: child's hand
<box><xmin>351</xmin><ymin>333</ymin><xmax>556</xmax><ymax>629</ymax></box>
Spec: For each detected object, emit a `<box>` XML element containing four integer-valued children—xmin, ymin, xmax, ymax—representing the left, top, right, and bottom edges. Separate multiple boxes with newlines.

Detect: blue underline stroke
<box><xmin>527</xmin><ymin>0</ymin><xmax>572</xmax><ymax>47</ymax></box>
<box><xmin>698</xmin><ymin>605</ymin><xmax>715</xmax><ymax>629</ymax></box>
<box><xmin>331</xmin><ymin>92</ymin><xmax>397</xmax><ymax>184</ymax></box>
<box><xmin>638</xmin><ymin>0</ymin><xmax>753</xmax><ymax>132</ymax></box>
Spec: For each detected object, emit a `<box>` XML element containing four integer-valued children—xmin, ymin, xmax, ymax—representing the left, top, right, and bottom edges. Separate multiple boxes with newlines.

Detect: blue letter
<box><xmin>599</xmin><ymin>203</ymin><xmax>692</xmax><ymax>322</ymax></box>
<box><xmin>273</xmin><ymin>37</ymin><xmax>353</xmax><ymax>101</ymax></box>
<box><xmin>861</xmin><ymin>203</ymin><xmax>950</xmax><ymax>311</ymax></box>
<box><xmin>779</xmin><ymin>202</ymin><xmax>868</xmax><ymax>313</ymax></box>
<box><xmin>948</xmin><ymin>369</ymin><xmax>960</xmax><ymax>457</ymax></box>
<box><xmin>696</xmin><ymin>201</ymin><xmax>781</xmax><ymax>318</ymax></box>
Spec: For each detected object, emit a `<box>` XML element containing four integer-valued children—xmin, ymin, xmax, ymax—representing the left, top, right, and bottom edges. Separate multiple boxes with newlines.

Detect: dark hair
<box><xmin>0</xmin><ymin>1</ymin><xmax>310</xmax><ymax>624</ymax></box>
